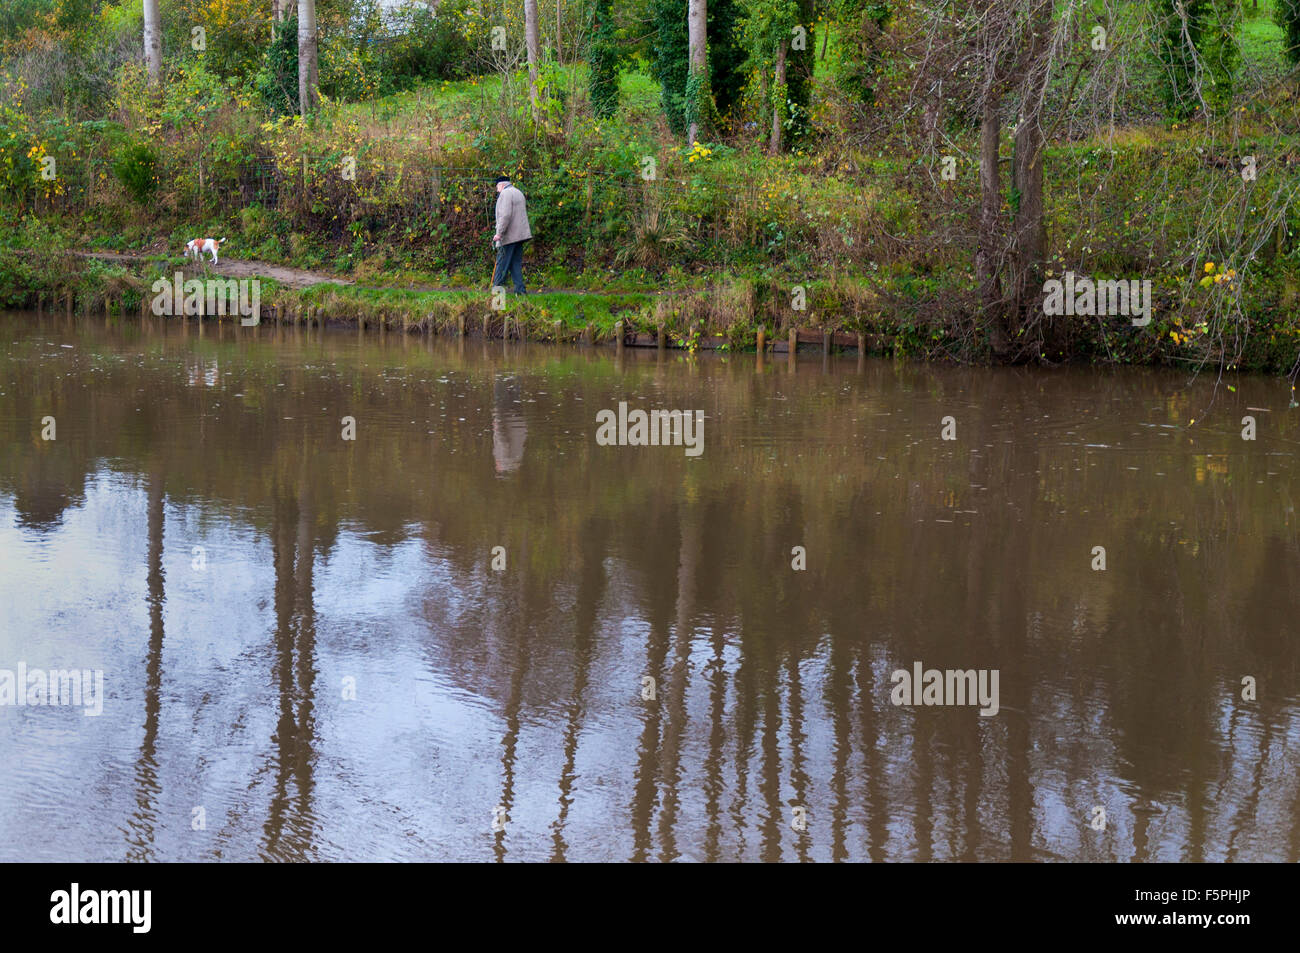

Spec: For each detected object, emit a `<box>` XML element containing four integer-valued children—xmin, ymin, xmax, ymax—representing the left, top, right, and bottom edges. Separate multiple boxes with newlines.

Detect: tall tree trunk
<box><xmin>976</xmin><ymin>98</ymin><xmax>1003</xmax><ymax>322</ymax></box>
<box><xmin>525</xmin><ymin>0</ymin><xmax>541</xmax><ymax>116</ymax></box>
<box><xmin>298</xmin><ymin>0</ymin><xmax>318</xmax><ymax>117</ymax></box>
<box><xmin>768</xmin><ymin>38</ymin><xmax>788</xmax><ymax>155</ymax></box>
<box><xmin>686</xmin><ymin>0</ymin><xmax>708</xmax><ymax>143</ymax></box>
<box><xmin>142</xmin><ymin>0</ymin><xmax>162</xmax><ymax>83</ymax></box>
<box><xmin>556</xmin><ymin>0</ymin><xmax>562</xmax><ymax>65</ymax></box>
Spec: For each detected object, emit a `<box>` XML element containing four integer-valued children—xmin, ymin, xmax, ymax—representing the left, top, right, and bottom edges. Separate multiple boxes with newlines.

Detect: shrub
<box><xmin>0</xmin><ymin>102</ymin><xmax>36</xmax><ymax>195</ymax></box>
<box><xmin>1153</xmin><ymin>0</ymin><xmax>1241</xmax><ymax>119</ymax></box>
<box><xmin>651</xmin><ymin>0</ymin><xmax>690</xmax><ymax>136</ymax></box>
<box><xmin>1277</xmin><ymin>0</ymin><xmax>1300</xmax><ymax>67</ymax></box>
<box><xmin>239</xmin><ymin>204</ymin><xmax>272</xmax><ymax>245</ymax></box>
<box><xmin>256</xmin><ymin>14</ymin><xmax>299</xmax><ymax>116</ymax></box>
<box><xmin>198</xmin><ymin>0</ymin><xmax>272</xmax><ymax>79</ymax></box>
<box><xmin>590</xmin><ymin>0</ymin><xmax>621</xmax><ymax>119</ymax></box>
<box><xmin>382</xmin><ymin>0</ymin><xmax>479</xmax><ymax>87</ymax></box>
<box><xmin>111</xmin><ymin>141</ymin><xmax>157</xmax><ymax>203</ymax></box>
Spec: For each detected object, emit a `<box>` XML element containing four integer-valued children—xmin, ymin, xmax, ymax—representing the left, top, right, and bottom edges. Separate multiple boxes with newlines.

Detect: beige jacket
<box><xmin>494</xmin><ymin>185</ymin><xmax>533</xmax><ymax>245</ymax></box>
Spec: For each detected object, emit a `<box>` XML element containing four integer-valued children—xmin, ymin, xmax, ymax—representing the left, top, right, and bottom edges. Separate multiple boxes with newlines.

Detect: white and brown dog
<box><xmin>184</xmin><ymin>237</ymin><xmax>226</xmax><ymax>264</ymax></box>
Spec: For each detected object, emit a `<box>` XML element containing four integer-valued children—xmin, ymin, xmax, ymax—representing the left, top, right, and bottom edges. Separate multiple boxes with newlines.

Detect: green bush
<box><xmin>0</xmin><ymin>250</ymin><xmax>38</xmax><ymax>307</ymax></box>
<box><xmin>1277</xmin><ymin>0</ymin><xmax>1300</xmax><ymax>66</ymax></box>
<box><xmin>0</xmin><ymin>103</ymin><xmax>35</xmax><ymax>195</ymax></box>
<box><xmin>836</xmin><ymin>0</ymin><xmax>894</xmax><ymax>107</ymax></box>
<box><xmin>381</xmin><ymin>0</ymin><xmax>480</xmax><ymax>87</ymax></box>
<box><xmin>256</xmin><ymin>15</ymin><xmax>299</xmax><ymax>116</ymax></box>
<box><xmin>590</xmin><ymin>0</ymin><xmax>621</xmax><ymax>119</ymax></box>
<box><xmin>239</xmin><ymin>205</ymin><xmax>273</xmax><ymax>246</ymax></box>
<box><xmin>111</xmin><ymin>141</ymin><xmax>157</xmax><ymax>204</ymax></box>
<box><xmin>1154</xmin><ymin>0</ymin><xmax>1241</xmax><ymax>118</ymax></box>
<box><xmin>651</xmin><ymin>0</ymin><xmax>690</xmax><ymax>136</ymax></box>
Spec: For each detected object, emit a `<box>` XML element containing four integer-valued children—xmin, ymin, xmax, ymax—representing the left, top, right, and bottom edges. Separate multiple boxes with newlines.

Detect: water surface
<box><xmin>1</xmin><ymin>312</ymin><xmax>1297</xmax><ymax>862</ymax></box>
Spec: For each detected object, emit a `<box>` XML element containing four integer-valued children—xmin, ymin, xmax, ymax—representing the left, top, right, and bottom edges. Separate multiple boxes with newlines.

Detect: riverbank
<box><xmin>6</xmin><ymin>245</ymin><xmax>1300</xmax><ymax>371</ymax></box>
<box><xmin>4</xmin><ymin>251</ymin><xmax>886</xmax><ymax>353</ymax></box>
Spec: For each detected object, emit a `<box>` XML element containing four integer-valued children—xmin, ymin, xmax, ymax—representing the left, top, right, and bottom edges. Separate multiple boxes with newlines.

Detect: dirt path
<box><xmin>72</xmin><ymin>250</ymin><xmax>643</xmax><ymax>296</ymax></box>
<box><xmin>75</xmin><ymin>251</ymin><xmax>352</xmax><ymax>290</ymax></box>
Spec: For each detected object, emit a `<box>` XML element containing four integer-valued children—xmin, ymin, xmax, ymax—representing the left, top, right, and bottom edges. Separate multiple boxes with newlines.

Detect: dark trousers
<box><xmin>492</xmin><ymin>240</ymin><xmax>526</xmax><ymax>294</ymax></box>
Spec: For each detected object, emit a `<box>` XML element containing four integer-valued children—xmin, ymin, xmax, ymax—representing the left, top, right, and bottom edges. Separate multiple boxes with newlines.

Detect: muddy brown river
<box><xmin>1</xmin><ymin>311</ymin><xmax>1297</xmax><ymax>862</ymax></box>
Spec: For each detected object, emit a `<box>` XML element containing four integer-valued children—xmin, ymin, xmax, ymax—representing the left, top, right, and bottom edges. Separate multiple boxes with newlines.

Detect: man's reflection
<box><xmin>492</xmin><ymin>375</ymin><xmax>527</xmax><ymax>475</ymax></box>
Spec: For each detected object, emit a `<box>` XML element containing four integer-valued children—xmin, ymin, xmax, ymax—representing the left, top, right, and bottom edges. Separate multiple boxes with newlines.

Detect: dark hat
<box><xmin>494</xmin><ymin>175</ymin><xmax>511</xmax><ymax>184</ymax></box>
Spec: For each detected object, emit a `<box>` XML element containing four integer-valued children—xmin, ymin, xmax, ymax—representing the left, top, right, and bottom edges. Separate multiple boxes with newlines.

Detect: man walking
<box><xmin>492</xmin><ymin>175</ymin><xmax>532</xmax><ymax>295</ymax></box>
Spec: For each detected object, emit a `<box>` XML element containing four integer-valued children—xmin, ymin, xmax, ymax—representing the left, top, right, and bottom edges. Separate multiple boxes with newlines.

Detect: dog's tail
<box><xmin>218</xmin><ymin>237</ymin><xmax>227</xmax><ymax>244</ymax></box>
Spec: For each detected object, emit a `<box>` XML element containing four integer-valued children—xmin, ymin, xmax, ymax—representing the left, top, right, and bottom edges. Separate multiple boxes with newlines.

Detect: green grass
<box><xmin>1242</xmin><ymin>0</ymin><xmax>1288</xmax><ymax>68</ymax></box>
